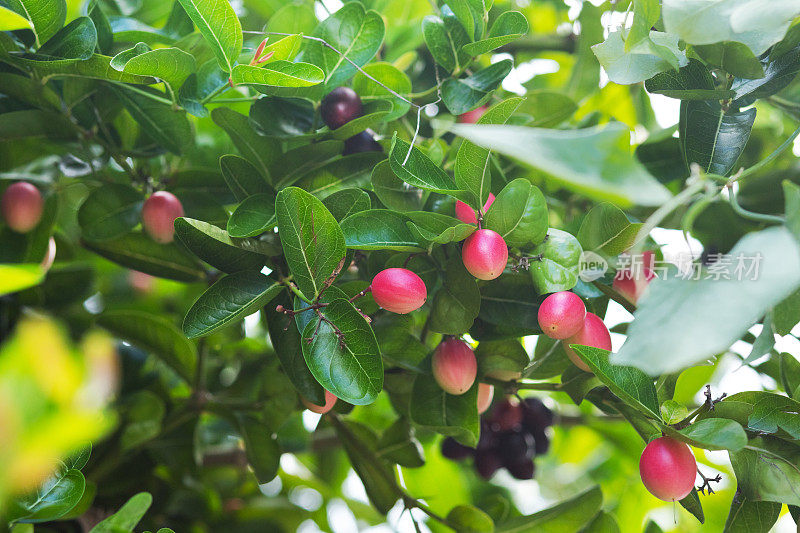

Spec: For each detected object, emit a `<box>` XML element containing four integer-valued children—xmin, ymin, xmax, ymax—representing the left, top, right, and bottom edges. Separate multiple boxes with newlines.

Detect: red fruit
<box><xmin>432</xmin><ymin>338</ymin><xmax>477</xmax><ymax>395</ymax></box>
<box><xmin>141</xmin><ymin>191</ymin><xmax>184</xmax><ymax>244</ymax></box>
<box><xmin>564</xmin><ymin>312</ymin><xmax>612</xmax><ymax>372</ymax></box>
<box><xmin>320</xmin><ymin>87</ymin><xmax>363</xmax><ymax>129</ymax></box>
<box><xmin>455</xmin><ymin>193</ymin><xmax>496</xmax><ymax>225</ymax></box>
<box><xmin>613</xmin><ymin>267</ymin><xmax>656</xmax><ymax>304</ymax></box>
<box><xmin>458</xmin><ymin>106</ymin><xmax>487</xmax><ymax>124</ymax></box>
<box><xmin>538</xmin><ymin>291</ymin><xmax>586</xmax><ymax>339</ymax></box>
<box><xmin>462</xmin><ymin>229</ymin><xmax>508</xmax><ymax>280</ymax></box>
<box><xmin>40</xmin><ymin>237</ymin><xmax>56</xmax><ymax>272</ymax></box>
<box><xmin>640</xmin><ymin>437</ymin><xmax>697</xmax><ymax>501</ymax></box>
<box><xmin>301</xmin><ymin>390</ymin><xmax>337</xmax><ymax>414</ymax></box>
<box><xmin>477</xmin><ymin>383</ymin><xmax>494</xmax><ymax>414</ymax></box>
<box><xmin>371</xmin><ymin>268</ymin><xmax>427</xmax><ymax>314</ymax></box>
<box><xmin>2</xmin><ymin>182</ymin><xmax>43</xmax><ymax>233</ymax></box>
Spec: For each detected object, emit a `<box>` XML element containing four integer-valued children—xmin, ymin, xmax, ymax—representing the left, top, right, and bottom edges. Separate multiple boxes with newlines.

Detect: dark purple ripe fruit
<box><xmin>320</xmin><ymin>87</ymin><xmax>363</xmax><ymax>129</ymax></box>
<box><xmin>506</xmin><ymin>458</ymin><xmax>535</xmax><ymax>480</ymax></box>
<box><xmin>488</xmin><ymin>398</ymin><xmax>523</xmax><ymax>432</ymax></box>
<box><xmin>343</xmin><ymin>130</ymin><xmax>382</xmax><ymax>155</ymax></box>
<box><xmin>499</xmin><ymin>430</ymin><xmax>534</xmax><ymax>464</ymax></box>
<box><xmin>441</xmin><ymin>437</ymin><xmax>473</xmax><ymax>460</ymax></box>
<box><xmin>474</xmin><ymin>449</ymin><xmax>503</xmax><ymax>480</ymax></box>
<box><xmin>522</xmin><ymin>397</ymin><xmax>554</xmax><ymax>430</ymax></box>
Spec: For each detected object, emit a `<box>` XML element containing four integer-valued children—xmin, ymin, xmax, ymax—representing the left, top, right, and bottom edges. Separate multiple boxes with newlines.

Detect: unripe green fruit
<box><xmin>640</xmin><ymin>437</ymin><xmax>697</xmax><ymax>501</ymax></box>
<box><xmin>462</xmin><ymin>229</ymin><xmax>508</xmax><ymax>280</ymax></box>
<box><xmin>432</xmin><ymin>338</ymin><xmax>477</xmax><ymax>395</ymax></box>
<box><xmin>455</xmin><ymin>193</ymin><xmax>495</xmax><ymax>225</ymax></box>
<box><xmin>302</xmin><ymin>390</ymin><xmax>338</xmax><ymax>414</ymax></box>
<box><xmin>371</xmin><ymin>268</ymin><xmax>427</xmax><ymax>314</ymax></box>
<box><xmin>538</xmin><ymin>291</ymin><xmax>586</xmax><ymax>339</ymax></box>
<box><xmin>2</xmin><ymin>182</ymin><xmax>43</xmax><ymax>233</ymax></box>
<box><xmin>564</xmin><ymin>312</ymin><xmax>611</xmax><ymax>372</ymax></box>
<box><xmin>141</xmin><ymin>191</ymin><xmax>184</xmax><ymax>244</ymax></box>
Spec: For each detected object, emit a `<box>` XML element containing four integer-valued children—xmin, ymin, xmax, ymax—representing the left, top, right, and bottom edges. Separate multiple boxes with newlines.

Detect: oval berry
<box><xmin>371</xmin><ymin>268</ymin><xmax>427</xmax><ymax>314</ymax></box>
<box><xmin>477</xmin><ymin>383</ymin><xmax>494</xmax><ymax>414</ymax></box>
<box><xmin>2</xmin><ymin>182</ymin><xmax>43</xmax><ymax>233</ymax></box>
<box><xmin>457</xmin><ymin>106</ymin><xmax>487</xmax><ymax>124</ymax></box>
<box><xmin>432</xmin><ymin>338</ymin><xmax>477</xmax><ymax>395</ymax></box>
<box><xmin>640</xmin><ymin>437</ymin><xmax>697</xmax><ymax>501</ymax></box>
<box><xmin>301</xmin><ymin>390</ymin><xmax>338</xmax><ymax>414</ymax></box>
<box><xmin>462</xmin><ymin>229</ymin><xmax>508</xmax><ymax>280</ymax></box>
<box><xmin>454</xmin><ymin>193</ymin><xmax>496</xmax><ymax>225</ymax></box>
<box><xmin>613</xmin><ymin>267</ymin><xmax>655</xmax><ymax>304</ymax></box>
<box><xmin>564</xmin><ymin>312</ymin><xmax>611</xmax><ymax>372</ymax></box>
<box><xmin>141</xmin><ymin>191</ymin><xmax>184</xmax><ymax>244</ymax></box>
<box><xmin>538</xmin><ymin>291</ymin><xmax>586</xmax><ymax>339</ymax></box>
<box><xmin>320</xmin><ymin>87</ymin><xmax>363</xmax><ymax>129</ymax></box>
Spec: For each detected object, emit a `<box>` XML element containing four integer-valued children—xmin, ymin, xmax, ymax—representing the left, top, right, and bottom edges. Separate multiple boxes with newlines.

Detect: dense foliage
<box><xmin>2</xmin><ymin>0</ymin><xmax>800</xmax><ymax>530</ymax></box>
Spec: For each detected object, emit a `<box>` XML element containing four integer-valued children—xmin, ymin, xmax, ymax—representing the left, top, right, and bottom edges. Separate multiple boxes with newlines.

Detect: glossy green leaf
<box><xmin>89</xmin><ymin>493</ymin><xmax>152</xmax><ymax>533</ymax></box>
<box><xmin>497</xmin><ymin>486</ymin><xmax>602</xmax><ymax>532</ymax></box>
<box><xmin>429</xmin><ymin>256</ymin><xmax>480</xmax><ymax>335</ymax></box>
<box><xmin>441</xmin><ymin>59</ymin><xmax>513</xmax><ymax>115</ymax></box>
<box><xmin>9</xmin><ymin>468</ymin><xmax>84</xmax><ymax>523</ymax></box>
<box><xmin>329</xmin><ymin>99</ymin><xmax>392</xmax><ymax>140</ymax></box>
<box><xmin>335</xmin><ymin>420</ymin><xmax>398</xmax><ymax>513</ymax></box>
<box><xmin>410</xmin><ymin>369</ymin><xmax>480</xmax><ymax>446</ymax></box>
<box><xmin>389</xmin><ymin>135</ymin><xmax>468</xmax><ymax>201</ymax></box>
<box><xmin>529</xmin><ymin>229</ymin><xmax>583</xmax><ymax>294</ymax></box>
<box><xmin>592</xmin><ymin>30</ymin><xmax>687</xmax><ymax>85</ymax></box>
<box><xmin>322</xmin><ymin>188</ymin><xmax>371</xmax><ymax>222</ymax></box>
<box><xmin>231</xmin><ymin>61</ymin><xmax>325</xmax><ymax>89</ymax></box>
<box><xmin>645</xmin><ymin>59</ymin><xmax>736</xmax><ymax>100</ymax></box>
<box><xmin>371</xmin><ymin>160</ymin><xmax>424</xmax><ymax>212</ymax></box>
<box><xmin>447</xmin><ymin>505</ymin><xmax>494</xmax><ymax>533</ymax></box>
<box><xmin>236</xmin><ymin>415</ymin><xmax>281</xmax><ymax>483</ymax></box>
<box><xmin>275</xmin><ymin>187</ymin><xmax>346</xmax><ymax>300</ymax></box>
<box><xmin>227</xmin><ymin>194</ymin><xmax>276</xmax><ymax>238</ymax></box>
<box><xmin>211</xmin><ymin>108</ymin><xmax>280</xmax><ymax>180</ymax></box>
<box><xmin>729</xmin><ymin>437</ymin><xmax>800</xmax><ymax>506</ymax></box>
<box><xmin>406</xmin><ymin>211</ymin><xmax>475</xmax><ymax>245</ymax></box>
<box><xmin>219</xmin><ymin>154</ymin><xmax>272</xmax><ymax>202</ymax></box>
<box><xmin>98</xmin><ymin>310</ymin><xmax>196</xmax><ymax>381</ymax></box>
<box><xmin>183</xmin><ymin>272</ymin><xmax>281</xmax><ymax>338</ymax></box>
<box><xmin>484</xmin><ymin>178</ymin><xmax>548</xmax><ymax>248</ymax></box>
<box><xmin>479</xmin><ymin>273</ymin><xmax>541</xmax><ymax>332</ymax></box>
<box><xmin>451</xmin><ymin>122</ymin><xmax>672</xmax><ymax>207</ymax></box>
<box><xmin>112</xmin><ymin>86</ymin><xmax>192</xmax><ymax>155</ymax></box>
<box><xmin>177</xmin><ymin>0</ymin><xmax>242</xmax><ymax>72</ymax></box>
<box><xmin>577</xmin><ymin>202</ymin><xmax>642</xmax><ymax>256</ymax></box>
<box><xmin>174</xmin><ymin>217</ymin><xmax>267</xmax><ymax>273</ymax></box>
<box><xmin>302</xmin><ymin>298</ymin><xmax>382</xmax><ymax>405</ymax></box>
<box><xmin>111</xmin><ymin>45</ymin><xmax>196</xmax><ymax>90</ymax></box>
<box><xmin>6</xmin><ymin>54</ymin><xmax>156</xmax><ymax>84</ymax></box>
<box><xmin>462</xmin><ymin>11</ymin><xmax>528</xmax><ymax>56</ymax></box>
<box><xmin>0</xmin><ymin>5</ymin><xmax>32</xmax><ymax>32</ymax></box>
<box><xmin>77</xmin><ymin>183</ymin><xmax>144</xmax><ymax>242</ymax></box>
<box><xmin>6</xmin><ymin>0</ymin><xmax>65</xmax><ymax>46</ymax></box>
<box><xmin>248</xmin><ymin>96</ymin><xmax>315</xmax><ymax>138</ymax></box>
<box><xmin>296</xmin><ymin>153</ymin><xmax>384</xmax><ymax>199</ymax></box>
<box><xmin>376</xmin><ymin>418</ymin><xmax>424</xmax><ymax>468</ymax></box>
<box><xmin>38</xmin><ymin>16</ymin><xmax>96</xmax><ymax>60</ymax></box>
<box><xmin>0</xmin><ymin>73</ymin><xmax>60</xmax><ymax>111</ymax></box>
<box><xmin>664</xmin><ymin>418</ymin><xmax>748</xmax><ymax>451</ymax></box>
<box><xmin>352</xmin><ymin>62</ymin><xmax>412</xmax><ymax>121</ymax></box>
<box><xmin>732</xmin><ymin>45</ymin><xmax>800</xmax><ymax>106</ymax></box>
<box><xmin>723</xmin><ymin>496</ymin><xmax>781</xmax><ymax>533</ymax></box>
<box><xmin>475</xmin><ymin>339</ymin><xmax>530</xmax><ymax>380</ymax></box>
<box><xmin>272</xmin><ymin>140</ymin><xmax>345</xmax><ymax>188</ymax></box>
<box><xmin>0</xmin><ymin>264</ymin><xmax>45</xmax><ymax>296</ymax></box>
<box><xmin>341</xmin><ymin>209</ymin><xmax>423</xmax><ymax>251</ymax></box>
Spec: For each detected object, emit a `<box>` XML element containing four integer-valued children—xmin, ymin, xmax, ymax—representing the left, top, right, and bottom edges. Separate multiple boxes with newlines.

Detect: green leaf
<box><xmin>38</xmin><ymin>16</ymin><xmax>96</xmax><ymax>60</ymax></box>
<box><xmin>422</xmin><ymin>14</ymin><xmax>459</xmax><ymax>72</ymax></box>
<box><xmin>112</xmin><ymin>86</ymin><xmax>192</xmax><ymax>155</ymax></box>
<box><xmin>265</xmin><ymin>292</ymin><xmax>324</xmax><ymax>404</ymax></box>
<box><xmin>661</xmin><ymin>400</ymin><xmax>689</xmax><ymax>424</ymax></box>
<box><xmin>236</xmin><ymin>415</ymin><xmax>281</xmax><ymax>483</ymax></box>
<box><xmin>679</xmin><ymin>490</ymin><xmax>705</xmax><ymax>525</ymax></box>
<box><xmin>329</xmin><ymin>99</ymin><xmax>392</xmax><ymax>140</ymax></box>
<box><xmin>614</xmin><ymin>227</ymin><xmax>800</xmax><ymax>374</ymax></box>
<box><xmin>516</xmin><ymin>91</ymin><xmax>577</xmax><ymax>128</ymax></box>
<box><xmin>454</xmin><ymin>97</ymin><xmax>523</xmax><ymax>206</ymax></box>
<box><xmin>462</xmin><ymin>11</ymin><xmax>528</xmax><ymax>56</ymax></box>
<box><xmin>592</xmin><ymin>30</ymin><xmax>687</xmax><ymax>85</ymax></box>
<box><xmin>183</xmin><ymin>272</ymin><xmax>281</xmax><ymax>338</ymax></box>
<box><xmin>227</xmin><ymin>194</ymin><xmax>276</xmax><ymax>238</ymax></box>
<box><xmin>211</xmin><ymin>108</ymin><xmax>280</xmax><ymax>180</ymax></box>
<box><xmin>406</xmin><ymin>211</ymin><xmax>475</xmax><ymax>245</ymax></box>
<box><xmin>98</xmin><ymin>310</ymin><xmax>196</xmax><ymax>381</ymax></box>
<box><xmin>272</xmin><ymin>140</ymin><xmax>345</xmax><ymax>188</ymax></box>
<box><xmin>0</xmin><ymin>5</ymin><xmax>33</xmax><ymax>32</ymax></box>
<box><xmin>176</xmin><ymin>0</ymin><xmax>242</xmax><ymax>72</ymax></box>
<box><xmin>302</xmin><ymin>298</ymin><xmax>382</xmax><ymax>405</ymax></box>
<box><xmin>301</xmin><ymin>2</ymin><xmax>385</xmax><ymax>90</ymax></box>
<box><xmin>6</xmin><ymin>0</ymin><xmax>66</xmax><ymax>47</ymax></box>
<box><xmin>451</xmin><ymin>122</ymin><xmax>672</xmax><ymax>207</ymax></box>
<box><xmin>248</xmin><ymin>96</ymin><xmax>314</xmax><ymax>138</ymax></box>
<box><xmin>447</xmin><ymin>505</ymin><xmax>495</xmax><ymax>533</ymax></box>
<box><xmin>174</xmin><ymin>217</ymin><xmax>267</xmax><ymax>273</ymax></box>
<box><xmin>275</xmin><ymin>187</ymin><xmax>346</xmax><ymax>300</ymax></box>
<box><xmin>626</xmin><ymin>0</ymin><xmax>660</xmax><ymax>49</ymax></box>
<box><xmin>111</xmin><ymin>45</ymin><xmax>196</xmax><ymax>90</ymax></box>
<box><xmin>322</xmin><ymin>188</ymin><xmax>371</xmax><ymax>222</ymax></box>
<box><xmin>694</xmin><ymin>41</ymin><xmax>765</xmax><ymax>79</ymax></box>
<box><xmin>484</xmin><ymin>178</ymin><xmax>548</xmax><ymax>248</ymax></box>
<box><xmin>729</xmin><ymin>437</ymin><xmax>800</xmax><ymax>506</ymax></box>
<box><xmin>645</xmin><ymin>59</ymin><xmax>736</xmax><ymax>100</ymax></box>
<box><xmin>723</xmin><ymin>496</ymin><xmax>781</xmax><ymax>533</ymax></box>
<box><xmin>429</xmin><ymin>256</ymin><xmax>480</xmax><ymax>335</ymax></box>
<box><xmin>0</xmin><ymin>264</ymin><xmax>45</xmax><ymax>296</ymax></box>
<box><xmin>376</xmin><ymin>418</ymin><xmax>424</xmax><ymax>468</ymax></box>
<box><xmin>341</xmin><ymin>209</ymin><xmax>423</xmax><ymax>252</ymax></box>
<box><xmin>83</xmin><ymin>232</ymin><xmax>205</xmax><ymax>282</ymax></box>
<box><xmin>89</xmin><ymin>493</ymin><xmax>152</xmax><ymax>533</ymax></box>
<box><xmin>732</xmin><ymin>45</ymin><xmax>800</xmax><ymax>106</ymax></box>
<box><xmin>479</xmin><ymin>273</ymin><xmax>542</xmax><ymax>332</ymax></box>
<box><xmin>475</xmin><ymin>339</ymin><xmax>530</xmax><ymax>380</ymax></box>
<box><xmin>410</xmin><ymin>369</ymin><xmax>480</xmax><ymax>446</ymax></box>
<box><xmin>230</xmin><ymin>61</ymin><xmax>325</xmax><ymax>89</ymax></box>
<box><xmin>389</xmin><ymin>135</ymin><xmax>468</xmax><ymax>200</ymax></box>
<box><xmin>8</xmin><ymin>468</ymin><xmax>85</xmax><ymax>523</ymax></box>
<box><xmin>6</xmin><ymin>54</ymin><xmax>156</xmax><ymax>84</ymax></box>
<box><xmin>219</xmin><ymin>154</ymin><xmax>272</xmax><ymax>202</ymax></box>
<box><xmin>497</xmin><ymin>486</ymin><xmax>602</xmax><ymax>532</ymax></box>
<box><xmin>785</xmin><ymin>180</ymin><xmax>800</xmax><ymax>241</ymax></box>
<box><xmin>441</xmin><ymin>60</ymin><xmax>513</xmax><ymax>115</ymax></box>
<box><xmin>0</xmin><ymin>73</ymin><xmax>61</xmax><ymax>111</ymax></box>
<box><xmin>570</xmin><ymin>345</ymin><xmax>660</xmax><ymax>420</ymax></box>
<box><xmin>529</xmin><ymin>229</ymin><xmax>583</xmax><ymax>294</ymax></box>
<box><xmin>371</xmin><ymin>160</ymin><xmax>424</xmax><ymax>212</ymax></box>
<box><xmin>665</xmin><ymin>418</ymin><xmax>748</xmax><ymax>451</ymax></box>
<box><xmin>577</xmin><ymin>202</ymin><xmax>642</xmax><ymax>256</ymax></box>
<box><xmin>0</xmin><ymin>110</ymin><xmax>75</xmax><ymax>140</ymax></box>
<box><xmin>352</xmin><ymin>62</ymin><xmax>412</xmax><ymax>121</ymax></box>
<box><xmin>77</xmin><ymin>183</ymin><xmax>144</xmax><ymax>242</ymax></box>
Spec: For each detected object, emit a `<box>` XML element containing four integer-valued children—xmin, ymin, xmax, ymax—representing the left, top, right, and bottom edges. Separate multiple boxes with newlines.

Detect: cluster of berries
<box><xmin>442</xmin><ymin>397</ymin><xmax>553</xmax><ymax>480</ymax></box>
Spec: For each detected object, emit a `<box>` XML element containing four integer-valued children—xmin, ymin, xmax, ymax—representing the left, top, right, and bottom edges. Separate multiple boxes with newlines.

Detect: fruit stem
<box><xmin>696</xmin><ymin>469</ymin><xmax>722</xmax><ymax>495</ymax></box>
<box><xmin>483</xmin><ymin>377</ymin><xmax>561</xmax><ymax>393</ymax></box>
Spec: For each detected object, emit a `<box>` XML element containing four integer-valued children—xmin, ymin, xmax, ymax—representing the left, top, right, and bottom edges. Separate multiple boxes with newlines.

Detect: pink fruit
<box><xmin>538</xmin><ymin>291</ymin><xmax>586</xmax><ymax>339</ymax></box>
<box><xmin>564</xmin><ymin>312</ymin><xmax>612</xmax><ymax>372</ymax></box>
<box><xmin>613</xmin><ymin>267</ymin><xmax>655</xmax><ymax>304</ymax></box>
<box><xmin>477</xmin><ymin>383</ymin><xmax>494</xmax><ymax>414</ymax></box>
<box><xmin>141</xmin><ymin>191</ymin><xmax>184</xmax><ymax>244</ymax></box>
<box><xmin>371</xmin><ymin>268</ymin><xmax>427</xmax><ymax>314</ymax></box>
<box><xmin>455</xmin><ymin>193</ymin><xmax>496</xmax><ymax>225</ymax></box>
<box><xmin>462</xmin><ymin>229</ymin><xmax>508</xmax><ymax>281</ymax></box>
<box><xmin>40</xmin><ymin>237</ymin><xmax>56</xmax><ymax>272</ymax></box>
<box><xmin>302</xmin><ymin>390</ymin><xmax>338</xmax><ymax>414</ymax></box>
<box><xmin>432</xmin><ymin>338</ymin><xmax>477</xmax><ymax>395</ymax></box>
<box><xmin>129</xmin><ymin>270</ymin><xmax>156</xmax><ymax>293</ymax></box>
<box><xmin>458</xmin><ymin>106</ymin><xmax>487</xmax><ymax>124</ymax></box>
<box><xmin>640</xmin><ymin>437</ymin><xmax>697</xmax><ymax>501</ymax></box>
<box><xmin>2</xmin><ymin>182</ymin><xmax>43</xmax><ymax>233</ymax></box>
